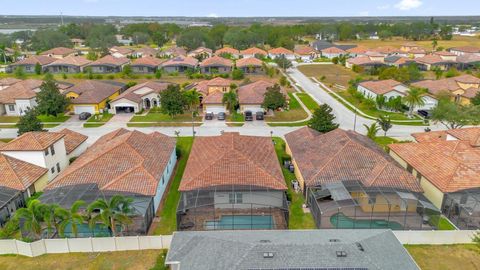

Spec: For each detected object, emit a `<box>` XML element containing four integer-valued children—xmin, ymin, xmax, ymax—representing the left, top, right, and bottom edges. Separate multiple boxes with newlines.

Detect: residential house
<box><xmin>400</xmin><ymin>42</ymin><xmax>422</xmax><ymax>52</ymax></box>
<box><xmin>87</xmin><ymin>55</ymin><xmax>130</xmax><ymax>73</ymax></box>
<box><xmin>384</xmin><ymin>55</ymin><xmax>415</xmax><ymax>68</ymax></box>
<box><xmin>268</xmin><ymin>47</ymin><xmax>295</xmax><ymax>60</ymax></box>
<box><xmin>239</xmin><ymin>47</ymin><xmax>267</xmax><ymax>59</ymax></box>
<box><xmin>235</xmin><ymin>57</ymin><xmax>264</xmax><ymax>74</ymax></box>
<box><xmin>414</xmin><ymin>51</ymin><xmax>458</xmax><ymax>71</ymax></box>
<box><xmin>70</xmin><ymin>38</ymin><xmax>85</xmax><ymax>48</ymax></box>
<box><xmin>449</xmin><ymin>46</ymin><xmax>480</xmax><ymax>56</ymax></box>
<box><xmin>44</xmin><ymin>56</ymin><xmax>92</xmax><ymax>73</ymax></box>
<box><xmin>187</xmin><ymin>47</ymin><xmax>213</xmax><ymax>59</ymax></box>
<box><xmin>320</xmin><ymin>47</ymin><xmax>347</xmax><ymax>59</ymax></box>
<box><xmin>311</xmin><ymin>40</ymin><xmax>357</xmax><ymax>53</ymax></box>
<box><xmin>215</xmin><ymin>47</ymin><xmax>240</xmax><ymax>58</ymax></box>
<box><xmin>346</xmin><ymin>53</ymin><xmax>386</xmax><ymax>69</ymax></box>
<box><xmin>115</xmin><ymin>35</ymin><xmax>133</xmax><ymax>46</ymax></box>
<box><xmin>358</xmin><ymin>79</ymin><xmax>437</xmax><ymax>110</ymax></box>
<box><xmin>131</xmin><ymin>56</ymin><xmax>165</xmax><ymax>74</ymax></box>
<box><xmin>456</xmin><ymin>54</ymin><xmax>480</xmax><ymax>70</ymax></box>
<box><xmin>285</xmin><ymin>127</ymin><xmax>439</xmax><ymax>230</ymax></box>
<box><xmin>7</xmin><ymin>55</ymin><xmax>56</xmax><ymax>73</ymax></box>
<box><xmin>131</xmin><ymin>47</ymin><xmax>158</xmax><ymax>58</ymax></box>
<box><xmin>177</xmin><ymin>132</ymin><xmax>288</xmax><ymax>231</ymax></box>
<box><xmin>57</xmin><ymin>128</ymin><xmax>88</xmax><ymax>160</ymax></box>
<box><xmin>0</xmin><ymin>79</ymin><xmax>42</xmax><ymax>116</ymax></box>
<box><xmin>370</xmin><ymin>46</ymin><xmax>401</xmax><ymax>57</ymax></box>
<box><xmin>411</xmin><ymin>74</ymin><xmax>480</xmax><ymax>105</ymax></box>
<box><xmin>189</xmin><ymin>77</ymin><xmax>232</xmax><ymax>114</ymax></box>
<box><xmin>294</xmin><ymin>45</ymin><xmax>318</xmax><ymax>61</ymax></box>
<box><xmin>346</xmin><ymin>46</ymin><xmax>369</xmax><ymax>57</ymax></box>
<box><xmin>41</xmin><ymin>129</ymin><xmax>177</xmax><ymax>236</ymax></box>
<box><xmin>109</xmin><ymin>46</ymin><xmax>134</xmax><ymax>58</ymax></box>
<box><xmin>65</xmin><ymin>80</ymin><xmax>125</xmax><ymax>114</ymax></box>
<box><xmin>238</xmin><ymin>80</ymin><xmax>288</xmax><ymax>114</ymax></box>
<box><xmin>0</xmin><ymin>154</ymin><xmax>48</xmax><ymax>226</ymax></box>
<box><xmin>110</xmin><ymin>81</ymin><xmax>170</xmax><ymax>114</ymax></box>
<box><xmin>0</xmin><ymin>131</ymin><xmax>82</xmax><ymax>181</ymax></box>
<box><xmin>408</xmin><ymin>49</ymin><xmax>427</xmax><ymax>58</ymax></box>
<box><xmin>0</xmin><ymin>78</ymin><xmax>21</xmax><ymax>90</ymax></box>
<box><xmin>199</xmin><ymin>56</ymin><xmax>233</xmax><ymax>74</ymax></box>
<box><xmin>161</xmin><ymin>56</ymin><xmax>198</xmax><ymax>73</ymax></box>
<box><xmin>389</xmin><ymin>127</ymin><xmax>480</xmax><ymax>229</ymax></box>
<box><xmin>40</xmin><ymin>47</ymin><xmax>77</xmax><ymax>59</ymax></box>
<box><xmin>166</xmin><ymin>230</ymin><xmax>419</xmax><ymax>270</ymax></box>
<box><xmin>159</xmin><ymin>46</ymin><xmax>187</xmax><ymax>58</ymax></box>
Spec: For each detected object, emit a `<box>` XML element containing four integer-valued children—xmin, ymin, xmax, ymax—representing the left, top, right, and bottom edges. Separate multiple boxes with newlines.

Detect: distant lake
<box><xmin>0</xmin><ymin>29</ymin><xmax>36</xmax><ymax>34</ymax></box>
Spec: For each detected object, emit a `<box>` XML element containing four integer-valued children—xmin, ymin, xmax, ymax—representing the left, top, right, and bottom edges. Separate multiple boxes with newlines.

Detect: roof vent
<box><xmin>329</xmin><ymin>239</ymin><xmax>340</xmax><ymax>242</ymax></box>
<box><xmin>336</xmin><ymin>251</ymin><xmax>347</xmax><ymax>258</ymax></box>
<box><xmin>259</xmin><ymin>240</ymin><xmax>271</xmax><ymax>243</ymax></box>
<box><xmin>263</xmin><ymin>252</ymin><xmax>274</xmax><ymax>258</ymax></box>
<box><xmin>356</xmin><ymin>242</ymin><xmax>365</xmax><ymax>252</ymax></box>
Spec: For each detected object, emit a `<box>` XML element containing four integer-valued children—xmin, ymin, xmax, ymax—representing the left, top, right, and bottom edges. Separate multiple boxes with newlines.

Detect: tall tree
<box><xmin>183</xmin><ymin>89</ymin><xmax>201</xmax><ymax>111</ymax></box>
<box><xmin>471</xmin><ymin>91</ymin><xmax>480</xmax><ymax>106</ymax></box>
<box><xmin>30</xmin><ymin>29</ymin><xmax>72</xmax><ymax>52</ymax></box>
<box><xmin>308</xmin><ymin>104</ymin><xmax>339</xmax><ymax>133</ymax></box>
<box><xmin>377</xmin><ymin>115</ymin><xmax>392</xmax><ymax>136</ymax></box>
<box><xmin>222</xmin><ymin>90</ymin><xmax>238</xmax><ymax>114</ymax></box>
<box><xmin>403</xmin><ymin>87</ymin><xmax>426</xmax><ymax>117</ymax></box>
<box><xmin>431</xmin><ymin>99</ymin><xmax>480</xmax><ymax>129</ymax></box>
<box><xmin>56</xmin><ymin>200</ymin><xmax>86</xmax><ymax>238</ymax></box>
<box><xmin>17</xmin><ymin>109</ymin><xmax>44</xmax><ymax>135</ymax></box>
<box><xmin>274</xmin><ymin>56</ymin><xmax>292</xmax><ymax>71</ymax></box>
<box><xmin>159</xmin><ymin>84</ymin><xmax>186</xmax><ymax>118</ymax></box>
<box><xmin>36</xmin><ymin>77</ymin><xmax>69</xmax><ymax>117</ymax></box>
<box><xmin>41</xmin><ymin>204</ymin><xmax>62</xmax><ymax>239</ymax></box>
<box><xmin>262</xmin><ymin>84</ymin><xmax>287</xmax><ymax>111</ymax></box>
<box><xmin>87</xmin><ymin>195</ymin><xmax>133</xmax><ymax>237</ymax></box>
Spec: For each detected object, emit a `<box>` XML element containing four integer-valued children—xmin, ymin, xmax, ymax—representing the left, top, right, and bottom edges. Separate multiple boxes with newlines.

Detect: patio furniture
<box><xmin>179</xmin><ymin>222</ymin><xmax>195</xmax><ymax>230</ymax></box>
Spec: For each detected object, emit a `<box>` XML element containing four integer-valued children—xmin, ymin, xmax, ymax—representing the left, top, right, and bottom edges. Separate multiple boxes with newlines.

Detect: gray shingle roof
<box><xmin>166</xmin><ymin>230</ymin><xmax>419</xmax><ymax>270</ymax></box>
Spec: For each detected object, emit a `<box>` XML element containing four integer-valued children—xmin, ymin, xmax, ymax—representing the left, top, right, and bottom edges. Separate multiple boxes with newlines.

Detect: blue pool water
<box><xmin>330</xmin><ymin>213</ymin><xmax>403</xmax><ymax>230</ymax></box>
<box><xmin>205</xmin><ymin>215</ymin><xmax>274</xmax><ymax>230</ymax></box>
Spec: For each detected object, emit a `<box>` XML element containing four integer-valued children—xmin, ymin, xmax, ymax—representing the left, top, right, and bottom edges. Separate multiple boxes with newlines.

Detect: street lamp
<box><xmin>353</xmin><ymin>107</ymin><xmax>358</xmax><ymax>132</ymax></box>
<box><xmin>192</xmin><ymin>110</ymin><xmax>198</xmax><ymax>137</ymax></box>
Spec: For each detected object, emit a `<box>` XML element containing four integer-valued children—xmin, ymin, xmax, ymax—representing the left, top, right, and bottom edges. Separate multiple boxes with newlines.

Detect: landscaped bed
<box><xmin>406</xmin><ymin>244</ymin><xmax>480</xmax><ymax>270</ymax></box>
<box><xmin>130</xmin><ymin>111</ymin><xmax>202</xmax><ymax>123</ymax></box>
<box><xmin>84</xmin><ymin>113</ymin><xmax>113</xmax><ymax>128</ymax></box>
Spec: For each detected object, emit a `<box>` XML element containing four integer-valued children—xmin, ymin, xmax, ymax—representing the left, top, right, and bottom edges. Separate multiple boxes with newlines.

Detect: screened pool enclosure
<box><xmin>443</xmin><ymin>189</ymin><xmax>480</xmax><ymax>229</ymax></box>
<box><xmin>307</xmin><ymin>181</ymin><xmax>441</xmax><ymax>230</ymax></box>
<box><xmin>176</xmin><ymin>185</ymin><xmax>289</xmax><ymax>231</ymax></box>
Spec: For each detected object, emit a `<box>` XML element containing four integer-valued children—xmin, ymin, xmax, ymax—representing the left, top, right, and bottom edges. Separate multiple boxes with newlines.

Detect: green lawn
<box><xmin>227</xmin><ymin>112</ymin><xmax>244</xmax><ymax>122</ymax></box>
<box><xmin>0</xmin><ymin>138</ymin><xmax>13</xmax><ymax>143</ymax></box>
<box><xmin>37</xmin><ymin>113</ymin><xmax>70</xmax><ymax>123</ymax></box>
<box><xmin>0</xmin><ymin>124</ymin><xmax>18</xmax><ymax>129</ymax></box>
<box><xmin>272</xmin><ymin>137</ymin><xmax>316</xmax><ymax>229</ymax></box>
<box><xmin>296</xmin><ymin>93</ymin><xmax>319</xmax><ymax>112</ymax></box>
<box><xmin>406</xmin><ymin>244</ymin><xmax>480</xmax><ymax>270</ymax></box>
<box><xmin>127</xmin><ymin>123</ymin><xmax>202</xmax><ymax>127</ymax></box>
<box><xmin>153</xmin><ymin>137</ymin><xmax>194</xmax><ymax>235</ymax></box>
<box><xmin>0</xmin><ymin>116</ymin><xmax>19</xmax><ymax>123</ymax></box>
<box><xmin>429</xmin><ymin>215</ymin><xmax>457</xmax><ymax>230</ymax></box>
<box><xmin>131</xmin><ymin>111</ymin><xmax>202</xmax><ymax>123</ymax></box>
<box><xmin>84</xmin><ymin>113</ymin><xmax>113</xmax><ymax>127</ymax></box>
<box><xmin>268</xmin><ymin>120</ymin><xmax>309</xmax><ymax>127</ymax></box>
<box><xmin>266</xmin><ymin>93</ymin><xmax>309</xmax><ymax>122</ymax></box>
<box><xmin>373</xmin><ymin>136</ymin><xmax>399</xmax><ymax>151</ymax></box>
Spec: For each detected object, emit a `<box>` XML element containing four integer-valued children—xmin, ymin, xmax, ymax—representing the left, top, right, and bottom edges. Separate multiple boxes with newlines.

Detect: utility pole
<box><xmin>60</xmin><ymin>12</ymin><xmax>64</xmax><ymax>26</ymax></box>
<box><xmin>353</xmin><ymin>108</ymin><xmax>358</xmax><ymax>132</ymax></box>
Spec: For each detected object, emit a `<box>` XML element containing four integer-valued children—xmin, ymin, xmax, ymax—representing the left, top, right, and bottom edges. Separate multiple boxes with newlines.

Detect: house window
<box><xmin>50</xmin><ymin>145</ymin><xmax>55</xmax><ymax>155</ymax></box>
<box><xmin>416</xmin><ymin>172</ymin><xmax>422</xmax><ymax>182</ymax></box>
<box><xmin>56</xmin><ymin>163</ymin><xmax>60</xmax><ymax>173</ymax></box>
<box><xmin>162</xmin><ymin>176</ymin><xmax>164</xmax><ymax>185</ymax></box>
<box><xmin>51</xmin><ymin>167</ymin><xmax>55</xmax><ymax>174</ymax></box>
<box><xmin>8</xmin><ymin>105</ymin><xmax>15</xmax><ymax>111</ymax></box>
<box><xmin>407</xmin><ymin>164</ymin><xmax>413</xmax><ymax>173</ymax></box>
<box><xmin>229</xmin><ymin>193</ymin><xmax>243</xmax><ymax>204</ymax></box>
<box><xmin>236</xmin><ymin>193</ymin><xmax>243</xmax><ymax>204</ymax></box>
<box><xmin>229</xmin><ymin>193</ymin><xmax>235</xmax><ymax>204</ymax></box>
<box><xmin>44</xmin><ymin>148</ymin><xmax>49</xmax><ymax>156</ymax></box>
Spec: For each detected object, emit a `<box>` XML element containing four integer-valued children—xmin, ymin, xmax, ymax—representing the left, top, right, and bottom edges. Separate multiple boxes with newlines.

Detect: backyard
<box><xmin>0</xmin><ymin>249</ymin><xmax>168</xmax><ymax>270</ymax></box>
<box><xmin>406</xmin><ymin>244</ymin><xmax>480</xmax><ymax>270</ymax></box>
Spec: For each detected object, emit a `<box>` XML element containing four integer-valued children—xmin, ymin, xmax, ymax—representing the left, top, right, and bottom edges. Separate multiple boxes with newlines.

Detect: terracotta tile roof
<box><xmin>285</xmin><ymin>127</ymin><xmax>422</xmax><ymax>192</ymax></box>
<box><xmin>415</xmin><ymin>54</ymin><xmax>455</xmax><ymax>65</ymax></box>
<box><xmin>0</xmin><ymin>154</ymin><xmax>47</xmax><ymax>191</ymax></box>
<box><xmin>321</xmin><ymin>47</ymin><xmax>346</xmax><ymax>54</ymax></box>
<box><xmin>411</xmin><ymin>75</ymin><xmax>480</xmax><ymax>98</ymax></box>
<box><xmin>109</xmin><ymin>46</ymin><xmax>134</xmax><ymax>55</ymax></box>
<box><xmin>47</xmin><ymin>56</ymin><xmax>92</xmax><ymax>67</ymax></box>
<box><xmin>370</xmin><ymin>46</ymin><xmax>401</xmax><ymax>54</ymax></box>
<box><xmin>389</xmin><ymin>139</ymin><xmax>480</xmax><ymax>193</ymax></box>
<box><xmin>89</xmin><ymin>55</ymin><xmax>130</xmax><ymax>66</ymax></box>
<box><xmin>134</xmin><ymin>47</ymin><xmax>158</xmax><ymax>56</ymax></box>
<box><xmin>294</xmin><ymin>46</ymin><xmax>317</xmax><ymax>55</ymax></box>
<box><xmin>238</xmin><ymin>80</ymin><xmax>287</xmax><ymax>105</ymax></box>
<box><xmin>40</xmin><ymin>47</ymin><xmax>76</xmax><ymax>56</ymax></box>
<box><xmin>189</xmin><ymin>47</ymin><xmax>213</xmax><ymax>55</ymax></box>
<box><xmin>162</xmin><ymin>46</ymin><xmax>187</xmax><ymax>56</ymax></box>
<box><xmin>457</xmin><ymin>54</ymin><xmax>480</xmax><ymax>64</ymax></box>
<box><xmin>450</xmin><ymin>46</ymin><xmax>480</xmax><ymax>53</ymax></box>
<box><xmin>412</xmin><ymin>127</ymin><xmax>480</xmax><ymax>147</ymax></box>
<box><xmin>113</xmin><ymin>81</ymin><xmax>170</xmax><ymax>103</ymax></box>
<box><xmin>161</xmin><ymin>56</ymin><xmax>198</xmax><ymax>67</ymax></box>
<box><xmin>215</xmin><ymin>47</ymin><xmax>239</xmax><ymax>55</ymax></box>
<box><xmin>268</xmin><ymin>47</ymin><xmax>294</xmax><ymax>55</ymax></box>
<box><xmin>409</xmin><ymin>48</ymin><xmax>427</xmax><ymax>54</ymax></box>
<box><xmin>434</xmin><ymin>51</ymin><xmax>457</xmax><ymax>57</ymax></box>
<box><xmin>131</xmin><ymin>56</ymin><xmax>166</xmax><ymax>67</ymax></box>
<box><xmin>236</xmin><ymin>57</ymin><xmax>263</xmax><ymax>68</ymax></box>
<box><xmin>347</xmin><ymin>56</ymin><xmax>383</xmax><ymax>66</ymax></box>
<box><xmin>346</xmin><ymin>46</ymin><xmax>368</xmax><ymax>54</ymax></box>
<box><xmin>179</xmin><ymin>133</ymin><xmax>286</xmax><ymax>191</ymax></box>
<box><xmin>68</xmin><ymin>80</ymin><xmax>124</xmax><ymax>104</ymax></box>
<box><xmin>188</xmin><ymin>77</ymin><xmax>232</xmax><ymax>96</ymax></box>
<box><xmin>1</xmin><ymin>132</ymin><xmax>65</xmax><ymax>151</ymax></box>
<box><xmin>199</xmin><ymin>56</ymin><xmax>233</xmax><ymax>67</ymax></box>
<box><xmin>0</xmin><ymin>78</ymin><xmax>21</xmax><ymax>87</ymax></box>
<box><xmin>57</xmin><ymin>128</ymin><xmax>88</xmax><ymax>155</ymax></box>
<box><xmin>203</xmin><ymin>91</ymin><xmax>224</xmax><ymax>104</ymax></box>
<box><xmin>11</xmin><ymin>55</ymin><xmax>56</xmax><ymax>66</ymax></box>
<box><xmin>0</xmin><ymin>79</ymin><xmax>43</xmax><ymax>104</ymax></box>
<box><xmin>359</xmin><ymin>79</ymin><xmax>405</xmax><ymax>95</ymax></box>
<box><xmin>240</xmin><ymin>47</ymin><xmax>267</xmax><ymax>56</ymax></box>
<box><xmin>46</xmin><ymin>129</ymin><xmax>176</xmax><ymax>196</ymax></box>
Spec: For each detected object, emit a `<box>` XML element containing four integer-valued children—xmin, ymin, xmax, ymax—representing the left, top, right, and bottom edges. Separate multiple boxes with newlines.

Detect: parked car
<box><xmin>245</xmin><ymin>111</ymin><xmax>253</xmax><ymax>121</ymax></box>
<box><xmin>217</xmin><ymin>112</ymin><xmax>226</xmax><ymax>120</ymax></box>
<box><xmin>205</xmin><ymin>112</ymin><xmax>214</xmax><ymax>120</ymax></box>
<box><xmin>256</xmin><ymin>111</ymin><xmax>264</xmax><ymax>120</ymax></box>
<box><xmin>78</xmin><ymin>112</ymin><xmax>91</xmax><ymax>120</ymax></box>
<box><xmin>417</xmin><ymin>110</ymin><xmax>431</xmax><ymax>119</ymax></box>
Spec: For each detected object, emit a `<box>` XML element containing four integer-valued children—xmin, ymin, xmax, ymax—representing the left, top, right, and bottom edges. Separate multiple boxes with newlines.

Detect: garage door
<box><xmin>205</xmin><ymin>105</ymin><xmax>225</xmax><ymax>115</ymax></box>
<box><xmin>243</xmin><ymin>106</ymin><xmax>263</xmax><ymax>113</ymax></box>
<box><xmin>74</xmin><ymin>105</ymin><xmax>95</xmax><ymax>115</ymax></box>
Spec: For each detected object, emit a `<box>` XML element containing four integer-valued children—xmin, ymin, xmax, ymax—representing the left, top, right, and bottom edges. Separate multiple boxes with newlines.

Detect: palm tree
<box><xmin>363</xmin><ymin>122</ymin><xmax>380</xmax><ymax>140</ymax></box>
<box><xmin>432</xmin><ymin>39</ymin><xmax>438</xmax><ymax>52</ymax></box>
<box><xmin>14</xmin><ymin>199</ymin><xmax>44</xmax><ymax>240</ymax></box>
<box><xmin>56</xmin><ymin>200</ymin><xmax>86</xmax><ymax>238</ymax></box>
<box><xmin>377</xmin><ymin>115</ymin><xmax>392</xmax><ymax>136</ymax></box>
<box><xmin>87</xmin><ymin>195</ymin><xmax>133</xmax><ymax>237</ymax></box>
<box><xmin>222</xmin><ymin>90</ymin><xmax>238</xmax><ymax>114</ymax></box>
<box><xmin>403</xmin><ymin>87</ymin><xmax>426</xmax><ymax>118</ymax></box>
<box><xmin>183</xmin><ymin>88</ymin><xmax>201</xmax><ymax>111</ymax></box>
<box><xmin>42</xmin><ymin>204</ymin><xmax>62</xmax><ymax>238</ymax></box>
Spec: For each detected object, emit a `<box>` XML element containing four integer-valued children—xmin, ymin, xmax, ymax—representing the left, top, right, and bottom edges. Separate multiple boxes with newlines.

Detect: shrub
<box><xmin>107</xmin><ymin>74</ymin><xmax>115</xmax><ymax>80</ymax></box>
<box><xmin>231</xmin><ymin>68</ymin><xmax>244</xmax><ymax>80</ymax></box>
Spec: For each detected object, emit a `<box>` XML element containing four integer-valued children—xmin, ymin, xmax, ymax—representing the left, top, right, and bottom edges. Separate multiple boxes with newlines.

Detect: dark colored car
<box><xmin>205</xmin><ymin>112</ymin><xmax>214</xmax><ymax>120</ymax></box>
<box><xmin>217</xmin><ymin>112</ymin><xmax>226</xmax><ymax>120</ymax></box>
<box><xmin>256</xmin><ymin>111</ymin><xmax>264</xmax><ymax>120</ymax></box>
<box><xmin>245</xmin><ymin>111</ymin><xmax>253</xmax><ymax>121</ymax></box>
<box><xmin>78</xmin><ymin>112</ymin><xmax>91</xmax><ymax>120</ymax></box>
<box><xmin>417</xmin><ymin>110</ymin><xmax>431</xmax><ymax>119</ymax></box>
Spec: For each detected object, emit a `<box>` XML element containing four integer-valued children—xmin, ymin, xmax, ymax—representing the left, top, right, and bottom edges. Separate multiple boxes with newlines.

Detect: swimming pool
<box><xmin>330</xmin><ymin>213</ymin><xmax>403</xmax><ymax>230</ymax></box>
<box><xmin>205</xmin><ymin>215</ymin><xmax>274</xmax><ymax>230</ymax></box>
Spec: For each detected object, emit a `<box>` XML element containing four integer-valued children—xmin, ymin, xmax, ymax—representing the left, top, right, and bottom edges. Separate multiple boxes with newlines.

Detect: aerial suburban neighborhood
<box><xmin>0</xmin><ymin>1</ymin><xmax>480</xmax><ymax>269</ymax></box>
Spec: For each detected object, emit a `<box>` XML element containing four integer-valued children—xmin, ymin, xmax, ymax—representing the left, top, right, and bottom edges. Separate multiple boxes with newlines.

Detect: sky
<box><xmin>1</xmin><ymin>0</ymin><xmax>479</xmax><ymax>17</ymax></box>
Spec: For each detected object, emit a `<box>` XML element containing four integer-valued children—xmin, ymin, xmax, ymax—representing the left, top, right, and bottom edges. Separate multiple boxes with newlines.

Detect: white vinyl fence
<box><xmin>0</xmin><ymin>235</ymin><xmax>172</xmax><ymax>257</ymax></box>
<box><xmin>394</xmin><ymin>230</ymin><xmax>477</xmax><ymax>245</ymax></box>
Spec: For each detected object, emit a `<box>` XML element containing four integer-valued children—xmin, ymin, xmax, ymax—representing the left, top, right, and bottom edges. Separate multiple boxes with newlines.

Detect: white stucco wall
<box><xmin>153</xmin><ymin>149</ymin><xmax>177</xmax><ymax>212</ymax></box>
<box><xmin>214</xmin><ymin>191</ymin><xmax>284</xmax><ymax>209</ymax></box>
<box><xmin>67</xmin><ymin>141</ymin><xmax>88</xmax><ymax>161</ymax></box>
<box><xmin>1</xmin><ymin>151</ymin><xmax>46</xmax><ymax>168</ymax></box>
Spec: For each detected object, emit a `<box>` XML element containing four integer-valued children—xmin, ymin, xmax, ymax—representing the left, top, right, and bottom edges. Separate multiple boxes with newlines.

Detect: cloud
<box><xmin>395</xmin><ymin>0</ymin><xmax>423</xmax><ymax>10</ymax></box>
<box><xmin>207</xmin><ymin>13</ymin><xmax>219</xmax><ymax>18</ymax></box>
<box><xmin>377</xmin><ymin>4</ymin><xmax>390</xmax><ymax>10</ymax></box>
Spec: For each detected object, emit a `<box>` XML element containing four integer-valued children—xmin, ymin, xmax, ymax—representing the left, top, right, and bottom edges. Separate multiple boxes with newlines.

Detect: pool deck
<box><xmin>178</xmin><ymin>206</ymin><xmax>288</xmax><ymax>231</ymax></box>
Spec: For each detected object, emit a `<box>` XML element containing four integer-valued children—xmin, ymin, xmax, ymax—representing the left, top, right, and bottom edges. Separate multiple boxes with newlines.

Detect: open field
<box><xmin>337</xmin><ymin>35</ymin><xmax>480</xmax><ymax>49</ymax></box>
<box><xmin>406</xmin><ymin>244</ymin><xmax>480</xmax><ymax>270</ymax></box>
<box><xmin>297</xmin><ymin>64</ymin><xmax>361</xmax><ymax>88</ymax></box>
<box><xmin>0</xmin><ymin>250</ymin><xmax>167</xmax><ymax>270</ymax></box>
